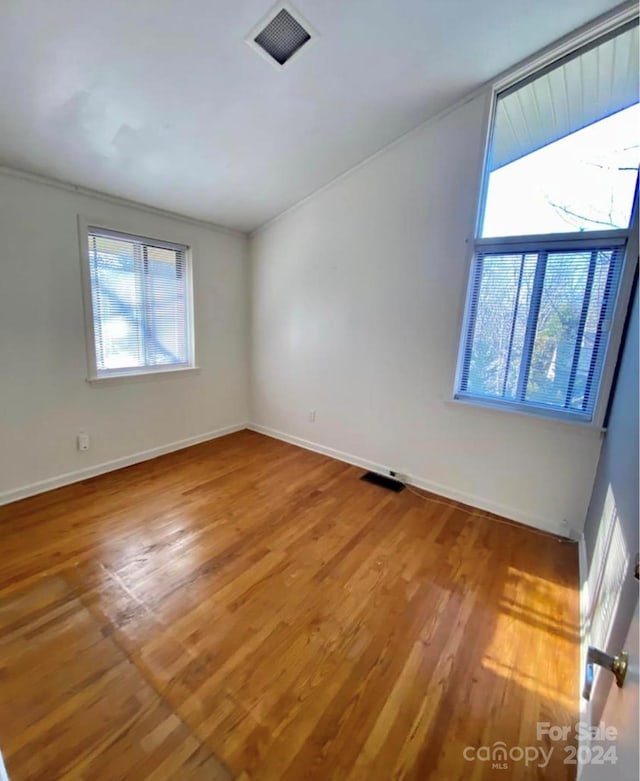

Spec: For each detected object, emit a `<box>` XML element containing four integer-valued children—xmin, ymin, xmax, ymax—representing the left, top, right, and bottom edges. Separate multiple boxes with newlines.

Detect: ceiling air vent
<box><xmin>248</xmin><ymin>5</ymin><xmax>315</xmax><ymax>68</ymax></box>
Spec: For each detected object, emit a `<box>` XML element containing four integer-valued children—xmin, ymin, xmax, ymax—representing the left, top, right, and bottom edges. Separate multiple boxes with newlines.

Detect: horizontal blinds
<box><xmin>88</xmin><ymin>225</ymin><xmax>187</xmax><ymax>253</ymax></box>
<box><xmin>87</xmin><ymin>228</ymin><xmax>189</xmax><ymax>373</ymax></box>
<box><xmin>460</xmin><ymin>245</ymin><xmax>625</xmax><ymax>418</ymax></box>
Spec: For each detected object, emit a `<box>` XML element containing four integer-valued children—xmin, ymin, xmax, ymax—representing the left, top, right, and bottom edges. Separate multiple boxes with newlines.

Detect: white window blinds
<box><xmin>86</xmin><ymin>227</ymin><xmax>193</xmax><ymax>377</ymax></box>
<box><xmin>458</xmin><ymin>243</ymin><xmax>625</xmax><ymax>419</ymax></box>
<box><xmin>455</xmin><ymin>20</ymin><xmax>638</xmax><ymax>424</ymax></box>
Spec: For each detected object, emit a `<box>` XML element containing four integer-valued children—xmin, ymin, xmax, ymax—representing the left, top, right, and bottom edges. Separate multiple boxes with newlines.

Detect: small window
<box><xmin>455</xmin><ymin>22</ymin><xmax>639</xmax><ymax>423</ymax></box>
<box><xmin>80</xmin><ymin>224</ymin><xmax>195</xmax><ymax>380</ymax></box>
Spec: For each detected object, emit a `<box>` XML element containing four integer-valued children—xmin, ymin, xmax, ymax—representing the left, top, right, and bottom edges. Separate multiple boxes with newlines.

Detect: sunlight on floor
<box><xmin>482</xmin><ymin>566</ymin><xmax>577</xmax><ymax>709</ymax></box>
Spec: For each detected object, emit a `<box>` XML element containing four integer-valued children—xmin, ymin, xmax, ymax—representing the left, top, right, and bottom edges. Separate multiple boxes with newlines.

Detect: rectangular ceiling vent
<box><xmin>248</xmin><ymin>5</ymin><xmax>315</xmax><ymax>68</ymax></box>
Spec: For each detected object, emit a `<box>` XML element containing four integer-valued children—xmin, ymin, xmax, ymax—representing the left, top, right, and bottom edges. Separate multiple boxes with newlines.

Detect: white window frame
<box><xmin>78</xmin><ymin>217</ymin><xmax>197</xmax><ymax>382</ymax></box>
<box><xmin>453</xmin><ymin>13</ymin><xmax>639</xmax><ymax>428</ymax></box>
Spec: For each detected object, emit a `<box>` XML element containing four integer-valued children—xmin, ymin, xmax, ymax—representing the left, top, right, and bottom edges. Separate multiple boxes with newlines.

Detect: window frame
<box><xmin>453</xmin><ymin>15</ymin><xmax>640</xmax><ymax>428</ymax></box>
<box><xmin>78</xmin><ymin>217</ymin><xmax>197</xmax><ymax>382</ymax></box>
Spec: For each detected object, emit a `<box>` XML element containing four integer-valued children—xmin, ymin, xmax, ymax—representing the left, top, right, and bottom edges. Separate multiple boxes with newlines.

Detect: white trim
<box><xmin>86</xmin><ymin>366</ymin><xmax>201</xmax><ymax>384</ymax></box>
<box><xmin>463</xmin><ymin>5</ymin><xmax>639</xmax><ymax>433</ymax></box>
<box><xmin>473</xmin><ymin>21</ymin><xmax>639</xmax><ymax>244</ymax></box>
<box><xmin>87</xmin><ymin>225</ymin><xmax>188</xmax><ymax>253</ymax></box>
<box><xmin>0</xmin><ymin>424</ymin><xmax>247</xmax><ymax>507</ymax></box>
<box><xmin>492</xmin><ymin>6</ymin><xmax>639</xmax><ymax>94</ymax></box>
<box><xmin>448</xmin><ymin>395</ymin><xmax>606</xmax><ymax>431</ymax></box>
<box><xmin>78</xmin><ymin>215</ymin><xmax>99</xmax><ymax>381</ymax></box>
<box><xmin>452</xmin><ymin>236</ymin><xmax>638</xmax><ymax>430</ymax></box>
<box><xmin>577</xmin><ymin>533</ymin><xmax>593</xmax><ymax>778</ymax></box>
<box><xmin>454</xmin><ymin>74</ymin><xmax>639</xmax><ymax>431</ymax></box>
<box><xmin>593</xmin><ymin>196</ymin><xmax>640</xmax><ymax>426</ymax></box>
<box><xmin>0</xmin><ymin>165</ymin><xmax>245</xmax><ymax>237</ymax></box>
<box><xmin>78</xmin><ymin>216</ymin><xmax>197</xmax><ymax>381</ymax></box>
<box><xmin>245</xmin><ymin>2</ymin><xmax>319</xmax><ymax>72</ymax></box>
<box><xmin>247</xmin><ymin>423</ymin><xmax>572</xmax><ymax>538</ymax></box>
<box><xmin>474</xmin><ymin>231</ymin><xmax>629</xmax><ymax>250</ymax></box>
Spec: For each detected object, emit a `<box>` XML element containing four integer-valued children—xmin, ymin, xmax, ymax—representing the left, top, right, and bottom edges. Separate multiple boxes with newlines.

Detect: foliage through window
<box><xmin>456</xmin><ymin>21</ymin><xmax>639</xmax><ymax>422</ymax></box>
<box><xmin>82</xmin><ymin>226</ymin><xmax>194</xmax><ymax>379</ymax></box>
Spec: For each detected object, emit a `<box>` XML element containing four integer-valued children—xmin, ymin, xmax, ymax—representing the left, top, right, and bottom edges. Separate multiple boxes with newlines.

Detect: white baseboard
<box><xmin>248</xmin><ymin>423</ymin><xmax>392</xmax><ymax>475</ymax></box>
<box><xmin>5</xmin><ymin>419</ymin><xmax>572</xmax><ymax>539</ymax></box>
<box><xmin>0</xmin><ymin>423</ymin><xmax>247</xmax><ymax>506</ymax></box>
<box><xmin>247</xmin><ymin>423</ymin><xmax>570</xmax><ymax>538</ymax></box>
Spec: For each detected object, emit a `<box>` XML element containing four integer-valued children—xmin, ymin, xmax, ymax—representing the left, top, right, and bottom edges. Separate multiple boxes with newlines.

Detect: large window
<box><xmin>80</xmin><ymin>224</ymin><xmax>195</xmax><ymax>380</ymax></box>
<box><xmin>456</xmin><ymin>21</ymin><xmax>639</xmax><ymax>423</ymax></box>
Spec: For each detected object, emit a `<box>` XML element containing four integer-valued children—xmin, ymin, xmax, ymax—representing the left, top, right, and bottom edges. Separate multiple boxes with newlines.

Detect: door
<box><xmin>579</xmin><ymin>284</ymin><xmax>638</xmax><ymax>778</ymax></box>
<box><xmin>580</xmin><ymin>597</ymin><xmax>638</xmax><ymax>780</ymax></box>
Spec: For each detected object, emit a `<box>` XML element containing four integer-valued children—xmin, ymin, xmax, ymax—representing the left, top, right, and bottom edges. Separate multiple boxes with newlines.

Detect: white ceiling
<box><xmin>0</xmin><ymin>0</ymin><xmax>626</xmax><ymax>232</ymax></box>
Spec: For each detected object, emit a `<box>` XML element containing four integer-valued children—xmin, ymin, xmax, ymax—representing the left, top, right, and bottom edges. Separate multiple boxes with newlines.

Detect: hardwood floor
<box><xmin>0</xmin><ymin>430</ymin><xmax>579</xmax><ymax>780</ymax></box>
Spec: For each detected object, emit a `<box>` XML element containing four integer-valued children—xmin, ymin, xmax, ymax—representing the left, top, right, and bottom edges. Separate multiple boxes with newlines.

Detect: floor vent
<box><xmin>249</xmin><ymin>7</ymin><xmax>313</xmax><ymax>67</ymax></box>
<box><xmin>360</xmin><ymin>472</ymin><xmax>405</xmax><ymax>493</ymax></box>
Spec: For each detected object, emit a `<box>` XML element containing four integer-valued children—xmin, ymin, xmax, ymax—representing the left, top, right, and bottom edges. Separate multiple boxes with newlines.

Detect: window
<box><xmin>80</xmin><ymin>224</ymin><xmax>195</xmax><ymax>380</ymax></box>
<box><xmin>455</xmin><ymin>21</ymin><xmax>639</xmax><ymax>423</ymax></box>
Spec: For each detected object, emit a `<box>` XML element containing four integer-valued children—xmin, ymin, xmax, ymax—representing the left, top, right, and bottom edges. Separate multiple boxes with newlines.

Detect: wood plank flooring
<box><xmin>0</xmin><ymin>430</ymin><xmax>579</xmax><ymax>780</ymax></box>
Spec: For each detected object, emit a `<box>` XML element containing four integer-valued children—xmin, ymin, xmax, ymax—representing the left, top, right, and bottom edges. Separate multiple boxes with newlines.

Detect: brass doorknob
<box><xmin>582</xmin><ymin>646</ymin><xmax>629</xmax><ymax>701</ymax></box>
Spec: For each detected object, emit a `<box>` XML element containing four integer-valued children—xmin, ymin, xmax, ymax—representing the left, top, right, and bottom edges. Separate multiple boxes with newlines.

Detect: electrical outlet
<box><xmin>77</xmin><ymin>432</ymin><xmax>90</xmax><ymax>452</ymax></box>
<box><xmin>308</xmin><ymin>410</ymin><xmax>316</xmax><ymax>423</ymax></box>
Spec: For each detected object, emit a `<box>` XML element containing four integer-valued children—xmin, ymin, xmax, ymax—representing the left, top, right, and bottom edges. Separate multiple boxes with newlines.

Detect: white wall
<box><xmin>0</xmin><ymin>171</ymin><xmax>249</xmax><ymax>502</ymax></box>
<box><xmin>250</xmin><ymin>92</ymin><xmax>604</xmax><ymax>536</ymax></box>
<box><xmin>0</xmin><ymin>92</ymin><xmax>611</xmax><ymax>533</ymax></box>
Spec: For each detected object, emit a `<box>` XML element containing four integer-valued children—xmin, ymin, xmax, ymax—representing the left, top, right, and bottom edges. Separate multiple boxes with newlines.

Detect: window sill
<box><xmin>86</xmin><ymin>366</ymin><xmax>200</xmax><ymax>386</ymax></box>
<box><xmin>447</xmin><ymin>394</ymin><xmax>606</xmax><ymax>434</ymax></box>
